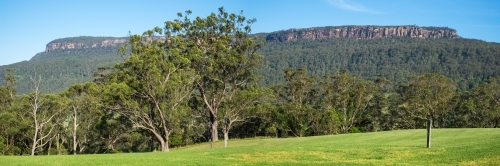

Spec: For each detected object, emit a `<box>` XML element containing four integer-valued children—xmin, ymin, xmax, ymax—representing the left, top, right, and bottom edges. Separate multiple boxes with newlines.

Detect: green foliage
<box><xmin>320</xmin><ymin>71</ymin><xmax>377</xmax><ymax>133</ymax></box>
<box><xmin>257</xmin><ymin>37</ymin><xmax>500</xmax><ymax>91</ymax></box>
<box><xmin>163</xmin><ymin>7</ymin><xmax>265</xmax><ymax>142</ymax></box>
<box><xmin>272</xmin><ymin>66</ymin><xmax>317</xmax><ymax>137</ymax></box>
<box><xmin>399</xmin><ymin>73</ymin><xmax>456</xmax><ymax>128</ymax></box>
<box><xmin>3</xmin><ymin>31</ymin><xmax>500</xmax><ymax>94</ymax></box>
<box><xmin>347</xmin><ymin>127</ymin><xmax>361</xmax><ymax>133</ymax></box>
<box><xmin>450</xmin><ymin>77</ymin><xmax>500</xmax><ymax>128</ymax></box>
<box><xmin>0</xmin><ymin>37</ymin><xmax>126</xmax><ymax>94</ymax></box>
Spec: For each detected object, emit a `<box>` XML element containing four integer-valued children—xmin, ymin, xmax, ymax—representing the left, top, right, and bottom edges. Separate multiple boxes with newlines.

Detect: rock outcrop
<box><xmin>266</xmin><ymin>26</ymin><xmax>458</xmax><ymax>42</ymax></box>
<box><xmin>45</xmin><ymin>37</ymin><xmax>128</xmax><ymax>52</ymax></box>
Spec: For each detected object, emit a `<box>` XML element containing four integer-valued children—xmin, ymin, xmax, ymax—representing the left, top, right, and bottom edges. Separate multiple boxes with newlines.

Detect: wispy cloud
<box><xmin>326</xmin><ymin>0</ymin><xmax>383</xmax><ymax>14</ymax></box>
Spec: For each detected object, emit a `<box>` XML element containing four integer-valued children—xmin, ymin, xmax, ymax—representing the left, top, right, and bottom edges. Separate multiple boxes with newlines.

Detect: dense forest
<box><xmin>257</xmin><ymin>37</ymin><xmax>500</xmax><ymax>91</ymax></box>
<box><xmin>0</xmin><ymin>8</ymin><xmax>499</xmax><ymax>155</ymax></box>
<box><xmin>0</xmin><ymin>45</ymin><xmax>127</xmax><ymax>94</ymax></box>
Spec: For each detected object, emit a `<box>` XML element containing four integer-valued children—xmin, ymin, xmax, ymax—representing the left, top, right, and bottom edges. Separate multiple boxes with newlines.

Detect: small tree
<box><xmin>220</xmin><ymin>87</ymin><xmax>269</xmax><ymax>147</ymax></box>
<box><xmin>400</xmin><ymin>73</ymin><xmax>456</xmax><ymax>128</ymax></box>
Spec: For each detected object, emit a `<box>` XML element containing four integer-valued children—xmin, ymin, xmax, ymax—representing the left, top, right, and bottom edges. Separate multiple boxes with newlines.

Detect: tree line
<box><xmin>0</xmin><ymin>7</ymin><xmax>499</xmax><ymax>155</ymax></box>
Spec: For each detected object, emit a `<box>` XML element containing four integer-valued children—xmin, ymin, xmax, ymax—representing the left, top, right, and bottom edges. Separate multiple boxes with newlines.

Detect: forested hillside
<box><xmin>2</xmin><ymin>27</ymin><xmax>500</xmax><ymax>94</ymax></box>
<box><xmin>0</xmin><ymin>37</ymin><xmax>127</xmax><ymax>94</ymax></box>
<box><xmin>257</xmin><ymin>37</ymin><xmax>500</xmax><ymax>91</ymax></box>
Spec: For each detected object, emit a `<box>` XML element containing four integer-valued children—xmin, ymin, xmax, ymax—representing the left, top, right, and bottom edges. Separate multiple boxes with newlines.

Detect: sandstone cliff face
<box><xmin>266</xmin><ymin>26</ymin><xmax>458</xmax><ymax>42</ymax></box>
<box><xmin>45</xmin><ymin>37</ymin><xmax>127</xmax><ymax>52</ymax></box>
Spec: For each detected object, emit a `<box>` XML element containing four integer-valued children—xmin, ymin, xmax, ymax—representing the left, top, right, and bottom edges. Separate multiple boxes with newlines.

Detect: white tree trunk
<box><xmin>163</xmin><ymin>135</ymin><xmax>170</xmax><ymax>152</ymax></box>
<box><xmin>30</xmin><ymin>77</ymin><xmax>40</xmax><ymax>156</ymax></box>
<box><xmin>72</xmin><ymin>106</ymin><xmax>78</xmax><ymax>155</ymax></box>
<box><xmin>31</xmin><ymin>127</ymin><xmax>38</xmax><ymax>156</ymax></box>
<box><xmin>224</xmin><ymin>132</ymin><xmax>229</xmax><ymax>148</ymax></box>
<box><xmin>211</xmin><ymin>117</ymin><xmax>219</xmax><ymax>142</ymax></box>
<box><xmin>157</xmin><ymin>137</ymin><xmax>170</xmax><ymax>152</ymax></box>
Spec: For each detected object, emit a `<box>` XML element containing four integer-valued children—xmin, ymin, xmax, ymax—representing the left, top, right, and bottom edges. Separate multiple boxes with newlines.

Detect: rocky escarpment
<box><xmin>45</xmin><ymin>36</ymin><xmax>128</xmax><ymax>52</ymax></box>
<box><xmin>266</xmin><ymin>26</ymin><xmax>458</xmax><ymax>42</ymax></box>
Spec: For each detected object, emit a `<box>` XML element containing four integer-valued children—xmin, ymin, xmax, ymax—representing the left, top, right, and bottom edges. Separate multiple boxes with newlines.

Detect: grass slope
<box><xmin>1</xmin><ymin>129</ymin><xmax>499</xmax><ymax>165</ymax></box>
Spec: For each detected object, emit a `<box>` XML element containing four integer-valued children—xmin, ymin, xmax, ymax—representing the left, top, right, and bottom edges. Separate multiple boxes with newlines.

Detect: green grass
<box><xmin>1</xmin><ymin>129</ymin><xmax>499</xmax><ymax>165</ymax></box>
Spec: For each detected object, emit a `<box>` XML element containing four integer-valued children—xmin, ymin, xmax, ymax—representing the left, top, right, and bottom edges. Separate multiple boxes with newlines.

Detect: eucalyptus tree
<box><xmin>99</xmin><ymin>82</ymin><xmax>136</xmax><ymax>152</ymax></box>
<box><xmin>164</xmin><ymin>7</ymin><xmax>264</xmax><ymax>141</ymax></box>
<box><xmin>4</xmin><ymin>68</ymin><xmax>16</xmax><ymax>101</ymax></box>
<box><xmin>106</xmin><ymin>28</ymin><xmax>198</xmax><ymax>152</ymax></box>
<box><xmin>273</xmin><ymin>67</ymin><xmax>317</xmax><ymax>137</ymax></box>
<box><xmin>363</xmin><ymin>77</ymin><xmax>394</xmax><ymax>131</ymax></box>
<box><xmin>219</xmin><ymin>87</ymin><xmax>269</xmax><ymax>147</ymax></box>
<box><xmin>0</xmin><ymin>69</ymin><xmax>28</xmax><ymax>155</ymax></box>
<box><xmin>400</xmin><ymin>73</ymin><xmax>456</xmax><ymax>128</ymax></box>
<box><xmin>320</xmin><ymin>71</ymin><xmax>376</xmax><ymax>133</ymax></box>
<box><xmin>62</xmin><ymin>82</ymin><xmax>101</xmax><ymax>155</ymax></box>
<box><xmin>463</xmin><ymin>77</ymin><xmax>500</xmax><ymax>127</ymax></box>
<box><xmin>0</xmin><ymin>69</ymin><xmax>16</xmax><ymax>112</ymax></box>
<box><xmin>24</xmin><ymin>74</ymin><xmax>66</xmax><ymax>155</ymax></box>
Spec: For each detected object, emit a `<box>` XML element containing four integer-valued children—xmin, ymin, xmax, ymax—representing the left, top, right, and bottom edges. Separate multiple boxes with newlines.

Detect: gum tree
<box><xmin>164</xmin><ymin>7</ymin><xmax>264</xmax><ymax>141</ymax></box>
<box><xmin>106</xmin><ymin>28</ymin><xmax>198</xmax><ymax>152</ymax></box>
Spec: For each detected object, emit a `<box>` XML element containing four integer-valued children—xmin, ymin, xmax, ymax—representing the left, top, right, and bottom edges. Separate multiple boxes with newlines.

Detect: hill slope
<box><xmin>0</xmin><ymin>129</ymin><xmax>499</xmax><ymax>165</ymax></box>
<box><xmin>257</xmin><ymin>37</ymin><xmax>500</xmax><ymax>90</ymax></box>
<box><xmin>0</xmin><ymin>37</ymin><xmax>127</xmax><ymax>94</ymax></box>
<box><xmin>1</xmin><ymin>26</ymin><xmax>500</xmax><ymax>94</ymax></box>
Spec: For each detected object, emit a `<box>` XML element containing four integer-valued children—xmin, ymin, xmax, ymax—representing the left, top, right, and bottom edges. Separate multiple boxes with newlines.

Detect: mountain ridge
<box><xmin>37</xmin><ymin>25</ymin><xmax>458</xmax><ymax>54</ymax></box>
<box><xmin>266</xmin><ymin>25</ymin><xmax>458</xmax><ymax>42</ymax></box>
<box><xmin>44</xmin><ymin>36</ymin><xmax>128</xmax><ymax>53</ymax></box>
<box><xmin>1</xmin><ymin>25</ymin><xmax>499</xmax><ymax>94</ymax></box>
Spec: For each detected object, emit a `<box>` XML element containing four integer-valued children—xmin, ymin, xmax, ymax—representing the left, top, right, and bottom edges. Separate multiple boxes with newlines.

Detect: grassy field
<box><xmin>1</xmin><ymin>128</ymin><xmax>499</xmax><ymax>165</ymax></box>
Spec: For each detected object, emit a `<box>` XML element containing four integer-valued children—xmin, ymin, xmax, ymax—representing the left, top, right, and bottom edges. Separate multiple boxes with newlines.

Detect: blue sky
<box><xmin>1</xmin><ymin>0</ymin><xmax>499</xmax><ymax>66</ymax></box>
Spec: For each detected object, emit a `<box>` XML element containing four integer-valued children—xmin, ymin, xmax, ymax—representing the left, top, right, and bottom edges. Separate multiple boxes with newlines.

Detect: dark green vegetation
<box><xmin>1</xmin><ymin>129</ymin><xmax>499</xmax><ymax>165</ymax></box>
<box><xmin>2</xmin><ymin>27</ymin><xmax>500</xmax><ymax>94</ymax></box>
<box><xmin>258</xmin><ymin>37</ymin><xmax>500</xmax><ymax>91</ymax></box>
<box><xmin>0</xmin><ymin>7</ymin><xmax>499</xmax><ymax>158</ymax></box>
<box><xmin>0</xmin><ymin>36</ymin><xmax>127</xmax><ymax>94</ymax></box>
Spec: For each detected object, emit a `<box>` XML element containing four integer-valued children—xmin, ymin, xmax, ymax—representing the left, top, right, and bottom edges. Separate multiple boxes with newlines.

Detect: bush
<box><xmin>348</xmin><ymin>127</ymin><xmax>361</xmax><ymax>133</ymax></box>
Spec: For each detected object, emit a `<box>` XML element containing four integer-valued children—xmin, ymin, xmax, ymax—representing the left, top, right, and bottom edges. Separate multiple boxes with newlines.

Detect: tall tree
<box><xmin>273</xmin><ymin>67</ymin><xmax>317</xmax><ymax>137</ymax></box>
<box><xmin>463</xmin><ymin>77</ymin><xmax>500</xmax><ymax>127</ymax></box>
<box><xmin>164</xmin><ymin>7</ymin><xmax>264</xmax><ymax>141</ymax></box>
<box><xmin>321</xmin><ymin>71</ymin><xmax>376</xmax><ymax>133</ymax></box>
<box><xmin>362</xmin><ymin>77</ymin><xmax>394</xmax><ymax>132</ymax></box>
<box><xmin>0</xmin><ymin>69</ymin><xmax>16</xmax><ymax>112</ymax></box>
<box><xmin>62</xmin><ymin>82</ymin><xmax>101</xmax><ymax>155</ymax></box>
<box><xmin>25</xmin><ymin>74</ymin><xmax>65</xmax><ymax>155</ymax></box>
<box><xmin>400</xmin><ymin>73</ymin><xmax>456</xmax><ymax>128</ymax></box>
<box><xmin>109</xmin><ymin>29</ymin><xmax>197</xmax><ymax>152</ymax></box>
<box><xmin>5</xmin><ymin>68</ymin><xmax>16</xmax><ymax>101</ymax></box>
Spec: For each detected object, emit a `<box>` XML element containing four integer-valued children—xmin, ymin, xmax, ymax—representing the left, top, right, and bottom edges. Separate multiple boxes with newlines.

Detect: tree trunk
<box><xmin>149</xmin><ymin>104</ymin><xmax>156</xmax><ymax>152</ymax></box>
<box><xmin>47</xmin><ymin>139</ymin><xmax>52</xmax><ymax>155</ymax></box>
<box><xmin>55</xmin><ymin>134</ymin><xmax>60</xmax><ymax>155</ymax></box>
<box><xmin>31</xmin><ymin>126</ymin><xmax>38</xmax><ymax>156</ymax></box>
<box><xmin>224</xmin><ymin>131</ymin><xmax>229</xmax><ymax>148</ymax></box>
<box><xmin>150</xmin><ymin>136</ymin><xmax>156</xmax><ymax>152</ymax></box>
<box><xmin>163</xmin><ymin>135</ymin><xmax>170</xmax><ymax>152</ymax></box>
<box><xmin>210</xmin><ymin>114</ymin><xmax>219</xmax><ymax>142</ymax></box>
<box><xmin>158</xmin><ymin>137</ymin><xmax>170</xmax><ymax>152</ymax></box>
<box><xmin>73</xmin><ymin>108</ymin><xmax>78</xmax><ymax>155</ymax></box>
